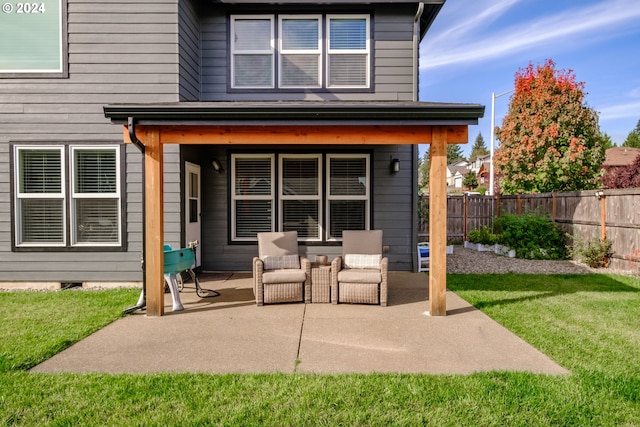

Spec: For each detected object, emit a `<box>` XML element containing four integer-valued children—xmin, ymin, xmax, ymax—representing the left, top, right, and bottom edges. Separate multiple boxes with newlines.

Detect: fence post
<box><xmin>517</xmin><ymin>193</ymin><xmax>522</xmax><ymax>215</ymax></box>
<box><xmin>463</xmin><ymin>193</ymin><xmax>468</xmax><ymax>242</ymax></box>
<box><xmin>599</xmin><ymin>192</ymin><xmax>607</xmax><ymax>240</ymax></box>
<box><xmin>495</xmin><ymin>193</ymin><xmax>501</xmax><ymax>218</ymax></box>
<box><xmin>551</xmin><ymin>192</ymin><xmax>557</xmax><ymax>222</ymax></box>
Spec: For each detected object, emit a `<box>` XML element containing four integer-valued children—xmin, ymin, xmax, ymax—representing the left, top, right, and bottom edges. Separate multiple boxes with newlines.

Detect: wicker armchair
<box><xmin>253</xmin><ymin>231</ymin><xmax>310</xmax><ymax>306</ymax></box>
<box><xmin>331</xmin><ymin>230</ymin><xmax>388</xmax><ymax>306</ymax></box>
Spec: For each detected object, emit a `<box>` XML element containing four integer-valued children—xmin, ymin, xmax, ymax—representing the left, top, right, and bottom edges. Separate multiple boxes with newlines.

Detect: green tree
<box><xmin>463</xmin><ymin>171</ymin><xmax>478</xmax><ymax>189</ymax></box>
<box><xmin>469</xmin><ymin>132</ymin><xmax>489</xmax><ymax>163</ymax></box>
<box><xmin>494</xmin><ymin>59</ymin><xmax>606</xmax><ymax>194</ymax></box>
<box><xmin>447</xmin><ymin>144</ymin><xmax>465</xmax><ymax>165</ymax></box>
<box><xmin>418</xmin><ymin>149</ymin><xmax>430</xmax><ymax>191</ymax></box>
<box><xmin>622</xmin><ymin>119</ymin><xmax>640</xmax><ymax>148</ymax></box>
<box><xmin>601</xmin><ymin>133</ymin><xmax>616</xmax><ymax>150</ymax></box>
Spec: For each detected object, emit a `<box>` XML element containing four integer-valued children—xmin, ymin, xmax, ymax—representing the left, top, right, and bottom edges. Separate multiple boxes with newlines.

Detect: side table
<box><xmin>311</xmin><ymin>264</ymin><xmax>331</xmax><ymax>303</ymax></box>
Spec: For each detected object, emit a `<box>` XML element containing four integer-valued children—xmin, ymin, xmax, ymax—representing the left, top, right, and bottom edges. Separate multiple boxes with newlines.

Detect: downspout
<box><xmin>412</xmin><ymin>3</ymin><xmax>424</xmax><ymax>271</ymax></box>
<box><xmin>123</xmin><ymin>117</ymin><xmax>147</xmax><ymax>314</ymax></box>
<box><xmin>413</xmin><ymin>2</ymin><xmax>424</xmax><ymax>102</ymax></box>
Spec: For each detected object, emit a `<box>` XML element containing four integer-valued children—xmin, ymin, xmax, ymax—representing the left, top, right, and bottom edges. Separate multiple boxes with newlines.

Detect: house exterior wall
<box><xmin>0</xmin><ymin>0</ymin><xmax>185</xmax><ymax>282</ymax></box>
<box><xmin>200</xmin><ymin>3</ymin><xmax>418</xmax><ymax>101</ymax></box>
<box><xmin>1</xmin><ymin>0</ymin><xmax>425</xmax><ymax>284</ymax></box>
<box><xmin>187</xmin><ymin>143</ymin><xmax>417</xmax><ymax>272</ymax></box>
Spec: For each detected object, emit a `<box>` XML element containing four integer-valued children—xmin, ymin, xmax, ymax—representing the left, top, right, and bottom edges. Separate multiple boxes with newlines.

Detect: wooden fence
<box><xmin>418</xmin><ymin>188</ymin><xmax>640</xmax><ymax>272</ymax></box>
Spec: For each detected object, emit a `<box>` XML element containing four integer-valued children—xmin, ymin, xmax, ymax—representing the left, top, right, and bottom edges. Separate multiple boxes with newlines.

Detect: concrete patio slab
<box><xmin>31</xmin><ymin>272</ymin><xmax>568</xmax><ymax>375</ymax></box>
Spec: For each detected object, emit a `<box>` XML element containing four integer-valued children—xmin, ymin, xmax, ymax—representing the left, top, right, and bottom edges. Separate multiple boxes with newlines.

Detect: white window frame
<box><xmin>70</xmin><ymin>145</ymin><xmax>121</xmax><ymax>246</ymax></box>
<box><xmin>231</xmin><ymin>154</ymin><xmax>275</xmax><ymax>241</ymax></box>
<box><xmin>230</xmin><ymin>15</ymin><xmax>275</xmax><ymax>89</ymax></box>
<box><xmin>278</xmin><ymin>15</ymin><xmax>322</xmax><ymax>89</ymax></box>
<box><xmin>326</xmin><ymin>14</ymin><xmax>370</xmax><ymax>89</ymax></box>
<box><xmin>279</xmin><ymin>154</ymin><xmax>323</xmax><ymax>241</ymax></box>
<box><xmin>326</xmin><ymin>153</ymin><xmax>371</xmax><ymax>241</ymax></box>
<box><xmin>14</xmin><ymin>146</ymin><xmax>66</xmax><ymax>247</ymax></box>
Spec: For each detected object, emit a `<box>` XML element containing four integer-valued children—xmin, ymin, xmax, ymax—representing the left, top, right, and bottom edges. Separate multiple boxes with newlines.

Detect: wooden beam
<box><xmin>123</xmin><ymin>125</ymin><xmax>469</xmax><ymax>145</ymax></box>
<box><xmin>144</xmin><ymin>128</ymin><xmax>165</xmax><ymax>317</ymax></box>
<box><xmin>429</xmin><ymin>126</ymin><xmax>448</xmax><ymax>316</ymax></box>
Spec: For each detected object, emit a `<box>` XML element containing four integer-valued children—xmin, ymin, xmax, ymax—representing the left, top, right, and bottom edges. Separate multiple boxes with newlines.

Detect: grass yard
<box><xmin>1</xmin><ymin>274</ymin><xmax>639</xmax><ymax>426</ymax></box>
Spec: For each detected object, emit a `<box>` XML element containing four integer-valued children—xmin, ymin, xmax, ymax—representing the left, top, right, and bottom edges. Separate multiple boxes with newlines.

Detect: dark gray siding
<box><xmin>178</xmin><ymin>0</ymin><xmax>201</xmax><ymax>100</ymax></box>
<box><xmin>200</xmin><ymin>4</ymin><xmax>418</xmax><ymax>101</ymax></box>
<box><xmin>196</xmin><ymin>144</ymin><xmax>416</xmax><ymax>272</ymax></box>
<box><xmin>0</xmin><ymin>0</ymin><xmax>183</xmax><ymax>283</ymax></box>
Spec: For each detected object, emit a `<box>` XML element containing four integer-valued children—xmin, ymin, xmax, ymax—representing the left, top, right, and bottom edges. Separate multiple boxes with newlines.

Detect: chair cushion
<box><xmin>262</xmin><ymin>269</ymin><xmax>306</xmax><ymax>284</ymax></box>
<box><xmin>342</xmin><ymin>230</ymin><xmax>382</xmax><ymax>256</ymax></box>
<box><xmin>344</xmin><ymin>254</ymin><xmax>381</xmax><ymax>269</ymax></box>
<box><xmin>338</xmin><ymin>268</ymin><xmax>382</xmax><ymax>283</ymax></box>
<box><xmin>258</xmin><ymin>231</ymin><xmax>299</xmax><ymax>259</ymax></box>
<box><xmin>263</xmin><ymin>254</ymin><xmax>300</xmax><ymax>270</ymax></box>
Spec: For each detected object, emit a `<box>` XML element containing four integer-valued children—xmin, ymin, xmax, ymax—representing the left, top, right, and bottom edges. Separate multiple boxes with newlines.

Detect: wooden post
<box><xmin>599</xmin><ymin>193</ymin><xmax>607</xmax><ymax>240</ymax></box>
<box><xmin>463</xmin><ymin>193</ymin><xmax>468</xmax><ymax>242</ymax></box>
<box><xmin>495</xmin><ymin>192</ymin><xmax>501</xmax><ymax>218</ymax></box>
<box><xmin>144</xmin><ymin>128</ymin><xmax>165</xmax><ymax>317</ymax></box>
<box><xmin>429</xmin><ymin>127</ymin><xmax>448</xmax><ymax>316</ymax></box>
<box><xmin>551</xmin><ymin>192</ymin><xmax>557</xmax><ymax>222</ymax></box>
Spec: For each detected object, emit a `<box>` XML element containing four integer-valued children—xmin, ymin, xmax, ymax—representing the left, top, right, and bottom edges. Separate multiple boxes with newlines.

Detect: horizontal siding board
<box><xmin>69</xmin><ymin>23</ymin><xmax>178</xmax><ymax>33</ymax></box>
<box><xmin>68</xmin><ymin>14</ymin><xmax>178</xmax><ymax>24</ymax></box>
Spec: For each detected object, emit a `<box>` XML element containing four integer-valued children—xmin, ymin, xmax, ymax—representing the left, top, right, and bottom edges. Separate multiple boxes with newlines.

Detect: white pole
<box><xmin>489</xmin><ymin>92</ymin><xmax>496</xmax><ymax>196</ymax></box>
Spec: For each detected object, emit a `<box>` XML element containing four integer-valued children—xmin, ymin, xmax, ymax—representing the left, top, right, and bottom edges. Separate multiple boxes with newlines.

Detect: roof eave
<box><xmin>104</xmin><ymin>101</ymin><xmax>484</xmax><ymax>126</ymax></box>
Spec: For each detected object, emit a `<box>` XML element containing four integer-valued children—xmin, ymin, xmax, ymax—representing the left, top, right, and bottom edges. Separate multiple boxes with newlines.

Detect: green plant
<box><xmin>475</xmin><ymin>185</ymin><xmax>487</xmax><ymax>195</ymax></box>
<box><xmin>467</xmin><ymin>225</ymin><xmax>497</xmax><ymax>245</ymax></box>
<box><xmin>570</xmin><ymin>234</ymin><xmax>614</xmax><ymax>268</ymax></box>
<box><xmin>493</xmin><ymin>213</ymin><xmax>568</xmax><ymax>259</ymax></box>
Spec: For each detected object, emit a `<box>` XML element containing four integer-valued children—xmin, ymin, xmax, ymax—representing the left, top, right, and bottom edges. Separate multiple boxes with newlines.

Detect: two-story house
<box><xmin>1</xmin><ymin>0</ymin><xmax>483</xmax><ymax>315</ymax></box>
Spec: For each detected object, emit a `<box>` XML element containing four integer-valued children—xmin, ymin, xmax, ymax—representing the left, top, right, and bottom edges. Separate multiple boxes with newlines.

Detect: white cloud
<box><xmin>599</xmin><ymin>101</ymin><xmax>640</xmax><ymax>121</ymax></box>
<box><xmin>421</xmin><ymin>0</ymin><xmax>640</xmax><ymax>70</ymax></box>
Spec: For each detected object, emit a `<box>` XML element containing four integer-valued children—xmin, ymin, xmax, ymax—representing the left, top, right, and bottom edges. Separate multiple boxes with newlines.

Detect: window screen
<box><xmin>232</xmin><ymin>155</ymin><xmax>274</xmax><ymax>239</ymax></box>
<box><xmin>280</xmin><ymin>17</ymin><xmax>321</xmax><ymax>88</ymax></box>
<box><xmin>232</xmin><ymin>17</ymin><xmax>274</xmax><ymax>88</ymax></box>
<box><xmin>71</xmin><ymin>147</ymin><xmax>120</xmax><ymax>245</ymax></box>
<box><xmin>15</xmin><ymin>147</ymin><xmax>64</xmax><ymax>245</ymax></box>
<box><xmin>327</xmin><ymin>16</ymin><xmax>369</xmax><ymax>87</ymax></box>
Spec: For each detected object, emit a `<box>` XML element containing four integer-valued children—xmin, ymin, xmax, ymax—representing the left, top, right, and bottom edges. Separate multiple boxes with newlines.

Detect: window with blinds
<box><xmin>279</xmin><ymin>16</ymin><xmax>321</xmax><ymax>88</ymax></box>
<box><xmin>231</xmin><ymin>16</ymin><xmax>274</xmax><ymax>88</ymax></box>
<box><xmin>327</xmin><ymin>154</ymin><xmax>370</xmax><ymax>239</ymax></box>
<box><xmin>231</xmin><ymin>153</ymin><xmax>369</xmax><ymax>242</ymax></box>
<box><xmin>327</xmin><ymin>16</ymin><xmax>369</xmax><ymax>88</ymax></box>
<box><xmin>280</xmin><ymin>155</ymin><xmax>321</xmax><ymax>240</ymax></box>
<box><xmin>71</xmin><ymin>147</ymin><xmax>120</xmax><ymax>245</ymax></box>
<box><xmin>232</xmin><ymin>154</ymin><xmax>275</xmax><ymax>239</ymax></box>
<box><xmin>231</xmin><ymin>14</ymin><xmax>370</xmax><ymax>90</ymax></box>
<box><xmin>14</xmin><ymin>145</ymin><xmax>122</xmax><ymax>248</ymax></box>
<box><xmin>15</xmin><ymin>147</ymin><xmax>65</xmax><ymax>245</ymax></box>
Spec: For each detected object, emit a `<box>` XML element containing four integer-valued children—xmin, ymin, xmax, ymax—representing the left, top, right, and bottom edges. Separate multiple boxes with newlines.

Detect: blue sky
<box><xmin>418</xmin><ymin>0</ymin><xmax>640</xmax><ymax>159</ymax></box>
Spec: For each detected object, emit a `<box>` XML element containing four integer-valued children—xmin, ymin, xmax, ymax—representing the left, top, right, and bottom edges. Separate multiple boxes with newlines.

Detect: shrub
<box><xmin>475</xmin><ymin>185</ymin><xmax>487</xmax><ymax>195</ymax></box>
<box><xmin>569</xmin><ymin>233</ymin><xmax>614</xmax><ymax>268</ymax></box>
<box><xmin>467</xmin><ymin>225</ymin><xmax>497</xmax><ymax>245</ymax></box>
<box><xmin>493</xmin><ymin>213</ymin><xmax>568</xmax><ymax>260</ymax></box>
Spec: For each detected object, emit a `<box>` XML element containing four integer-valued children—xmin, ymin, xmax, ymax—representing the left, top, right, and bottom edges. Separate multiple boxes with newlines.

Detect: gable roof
<box><xmin>604</xmin><ymin>147</ymin><xmax>640</xmax><ymax>167</ymax></box>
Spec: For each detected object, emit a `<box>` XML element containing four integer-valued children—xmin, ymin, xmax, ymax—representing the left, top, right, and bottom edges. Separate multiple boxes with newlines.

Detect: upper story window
<box><xmin>0</xmin><ymin>0</ymin><xmax>67</xmax><ymax>77</ymax></box>
<box><xmin>231</xmin><ymin>14</ymin><xmax>370</xmax><ymax>90</ymax></box>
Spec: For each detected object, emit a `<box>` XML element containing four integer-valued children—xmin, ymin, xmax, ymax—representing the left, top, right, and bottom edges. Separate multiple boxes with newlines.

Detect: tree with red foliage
<box><xmin>494</xmin><ymin>60</ymin><xmax>606</xmax><ymax>194</ymax></box>
<box><xmin>603</xmin><ymin>153</ymin><xmax>640</xmax><ymax>189</ymax></box>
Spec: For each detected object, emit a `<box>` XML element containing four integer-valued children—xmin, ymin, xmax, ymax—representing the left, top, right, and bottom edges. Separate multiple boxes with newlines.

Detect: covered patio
<box><xmin>104</xmin><ymin>101</ymin><xmax>485</xmax><ymax>317</ymax></box>
<box><xmin>31</xmin><ymin>271</ymin><xmax>568</xmax><ymax>375</ymax></box>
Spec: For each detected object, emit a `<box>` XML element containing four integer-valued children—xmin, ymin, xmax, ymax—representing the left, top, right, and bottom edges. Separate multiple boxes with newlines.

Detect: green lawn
<box><xmin>1</xmin><ymin>274</ymin><xmax>639</xmax><ymax>426</ymax></box>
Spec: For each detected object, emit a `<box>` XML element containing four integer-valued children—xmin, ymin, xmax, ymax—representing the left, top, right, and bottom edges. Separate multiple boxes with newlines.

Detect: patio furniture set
<box><xmin>253</xmin><ymin>230</ymin><xmax>388</xmax><ymax>307</ymax></box>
